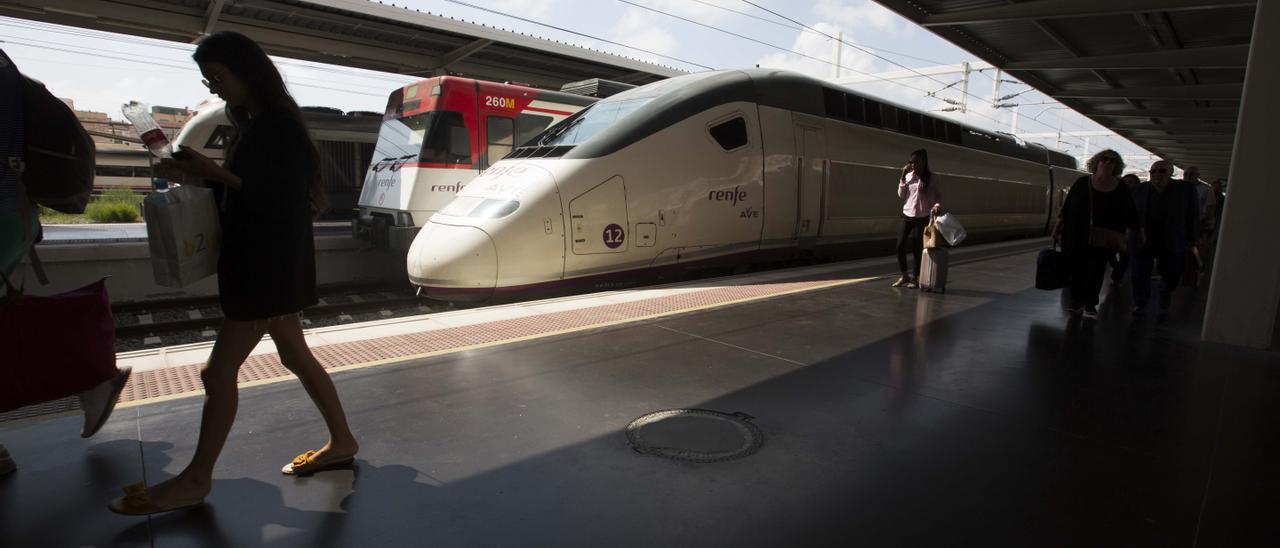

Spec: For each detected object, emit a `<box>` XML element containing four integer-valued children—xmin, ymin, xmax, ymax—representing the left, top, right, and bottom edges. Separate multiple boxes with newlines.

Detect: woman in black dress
<box><xmin>110</xmin><ymin>31</ymin><xmax>358</xmax><ymax>515</ymax></box>
<box><xmin>1051</xmin><ymin>149</ymin><xmax>1142</xmax><ymax>319</ymax></box>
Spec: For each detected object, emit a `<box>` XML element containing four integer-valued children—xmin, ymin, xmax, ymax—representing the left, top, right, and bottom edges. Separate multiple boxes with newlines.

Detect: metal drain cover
<box><xmin>625</xmin><ymin>409</ymin><xmax>763</xmax><ymax>463</ymax></box>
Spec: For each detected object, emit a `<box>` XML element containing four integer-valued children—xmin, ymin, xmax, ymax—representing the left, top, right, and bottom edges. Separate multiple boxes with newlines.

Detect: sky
<box><xmin>0</xmin><ymin>0</ymin><xmax>1157</xmax><ymax>170</ymax></box>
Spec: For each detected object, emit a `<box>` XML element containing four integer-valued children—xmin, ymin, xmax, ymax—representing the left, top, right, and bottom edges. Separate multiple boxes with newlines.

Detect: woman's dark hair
<box><xmin>193</xmin><ymin>31</ymin><xmax>327</xmax><ymax>215</ymax></box>
<box><xmin>912</xmin><ymin>148</ymin><xmax>932</xmax><ymax>189</ymax></box>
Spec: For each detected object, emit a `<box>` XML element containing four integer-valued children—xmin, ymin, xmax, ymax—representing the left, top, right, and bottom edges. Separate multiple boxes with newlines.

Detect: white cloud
<box><xmin>814</xmin><ymin>0</ymin><xmax>911</xmax><ymax>36</ymax></box>
<box><xmin>754</xmin><ymin>22</ymin><xmax>879</xmax><ymax>81</ymax></box>
<box><xmin>608</xmin><ymin>7</ymin><xmax>681</xmax><ymax>63</ymax></box>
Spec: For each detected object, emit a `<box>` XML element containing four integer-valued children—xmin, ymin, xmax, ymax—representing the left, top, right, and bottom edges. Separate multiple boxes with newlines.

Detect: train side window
<box><xmin>709</xmin><ymin>117</ymin><xmax>749</xmax><ymax>151</ymax></box>
<box><xmin>823</xmin><ymin>88</ymin><xmax>846</xmax><ymax>120</ymax></box>
<box><xmin>921</xmin><ymin>116</ymin><xmax>936</xmax><ymax>139</ymax></box>
<box><xmin>203</xmin><ymin>125</ymin><xmax>233</xmax><ymax>150</ymax></box>
<box><xmin>881</xmin><ymin>106</ymin><xmax>900</xmax><ymax>131</ymax></box>
<box><xmin>483</xmin><ymin>116</ymin><xmax>514</xmax><ymax>168</ymax></box>
<box><xmin>864</xmin><ymin>99</ymin><xmax>882</xmax><ymax>126</ymax></box>
<box><xmin>515</xmin><ymin>113</ymin><xmax>554</xmax><ymax>147</ymax></box>
<box><xmin>908</xmin><ymin>112</ymin><xmax>922</xmax><ymax>136</ymax></box>
<box><xmin>845</xmin><ymin>95</ymin><xmax>865</xmax><ymax>123</ymax></box>
<box><xmin>945</xmin><ymin>122</ymin><xmax>962</xmax><ymax>143</ymax></box>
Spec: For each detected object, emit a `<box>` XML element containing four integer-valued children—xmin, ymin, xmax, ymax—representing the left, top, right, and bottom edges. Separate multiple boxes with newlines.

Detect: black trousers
<box><xmin>1132</xmin><ymin>247</ymin><xmax>1185</xmax><ymax>308</ymax></box>
<box><xmin>896</xmin><ymin>215</ymin><xmax>930</xmax><ymax>277</ymax></box>
<box><xmin>1068</xmin><ymin>246</ymin><xmax>1112</xmax><ymax>308</ymax></box>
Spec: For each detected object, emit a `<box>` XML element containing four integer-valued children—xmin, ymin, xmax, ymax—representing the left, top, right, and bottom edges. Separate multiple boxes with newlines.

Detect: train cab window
<box><xmin>516</xmin><ymin>113</ymin><xmax>554</xmax><ymax>147</ymax></box>
<box><xmin>709</xmin><ymin>117</ymin><xmax>749</xmax><ymax>151</ymax></box>
<box><xmin>845</xmin><ymin>95</ymin><xmax>865</xmax><ymax>123</ymax></box>
<box><xmin>823</xmin><ymin>88</ymin><xmax>846</xmax><ymax>119</ymax></box>
<box><xmin>406</xmin><ymin>110</ymin><xmax>471</xmax><ymax>165</ymax></box>
<box><xmin>203</xmin><ymin>125</ymin><xmax>233</xmax><ymax>150</ymax></box>
<box><xmin>864</xmin><ymin>99</ymin><xmax>883</xmax><ymax>126</ymax></box>
<box><xmin>484</xmin><ymin>116</ymin><xmax>514</xmax><ymax>168</ymax></box>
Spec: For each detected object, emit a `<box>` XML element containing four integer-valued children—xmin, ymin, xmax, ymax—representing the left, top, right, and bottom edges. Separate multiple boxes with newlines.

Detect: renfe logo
<box><xmin>431</xmin><ymin>183</ymin><xmax>465</xmax><ymax>193</ymax></box>
<box><xmin>708</xmin><ymin>186</ymin><xmax>748</xmax><ymax>206</ymax></box>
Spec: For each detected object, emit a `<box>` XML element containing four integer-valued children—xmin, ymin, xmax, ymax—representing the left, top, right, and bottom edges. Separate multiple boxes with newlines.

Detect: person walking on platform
<box><xmin>1051</xmin><ymin>150</ymin><xmax>1140</xmax><ymax>319</ymax></box>
<box><xmin>1108</xmin><ymin>173</ymin><xmax>1142</xmax><ymax>284</ymax></box>
<box><xmin>1131</xmin><ymin>160</ymin><xmax>1200</xmax><ymax>313</ymax></box>
<box><xmin>892</xmin><ymin>148</ymin><xmax>942</xmax><ymax>288</ymax></box>
<box><xmin>108</xmin><ymin>31</ymin><xmax>358</xmax><ymax>515</ymax></box>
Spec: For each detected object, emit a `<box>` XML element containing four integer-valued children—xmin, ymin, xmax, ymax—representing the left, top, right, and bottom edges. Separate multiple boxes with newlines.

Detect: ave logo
<box><xmin>739</xmin><ymin>207</ymin><xmax>759</xmax><ymax>219</ymax></box>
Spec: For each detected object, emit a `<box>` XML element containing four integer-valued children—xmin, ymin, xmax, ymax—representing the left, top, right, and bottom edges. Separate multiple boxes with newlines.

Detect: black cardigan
<box><xmin>1058</xmin><ymin>176</ymin><xmax>1138</xmax><ymax>253</ymax></box>
<box><xmin>214</xmin><ymin>110</ymin><xmax>319</xmax><ymax>320</ymax></box>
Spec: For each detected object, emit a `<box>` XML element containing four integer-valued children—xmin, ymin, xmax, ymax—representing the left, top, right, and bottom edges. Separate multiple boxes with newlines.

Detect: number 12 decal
<box><xmin>603</xmin><ymin>223</ymin><xmax>625</xmax><ymax>249</ymax></box>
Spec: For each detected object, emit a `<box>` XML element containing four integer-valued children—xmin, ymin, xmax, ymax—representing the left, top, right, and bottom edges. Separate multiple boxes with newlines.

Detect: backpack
<box><xmin>0</xmin><ymin>48</ymin><xmax>95</xmax><ymax>284</ymax></box>
<box><xmin>2</xmin><ymin>51</ymin><xmax>96</xmax><ymax>214</ymax></box>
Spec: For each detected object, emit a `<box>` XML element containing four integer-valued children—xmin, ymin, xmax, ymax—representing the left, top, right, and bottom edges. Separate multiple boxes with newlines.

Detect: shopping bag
<box><xmin>0</xmin><ymin>276</ymin><xmax>117</xmax><ymax>412</ymax></box>
<box><xmin>934</xmin><ymin>213</ymin><xmax>967</xmax><ymax>246</ymax></box>
<box><xmin>144</xmin><ymin>185</ymin><xmax>220</xmax><ymax>288</ymax></box>
<box><xmin>1036</xmin><ymin>246</ymin><xmax>1069</xmax><ymax>290</ymax></box>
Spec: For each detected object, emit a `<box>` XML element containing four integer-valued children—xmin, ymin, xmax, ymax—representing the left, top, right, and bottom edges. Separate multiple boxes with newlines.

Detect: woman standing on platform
<box><xmin>893</xmin><ymin>149</ymin><xmax>942</xmax><ymax>288</ymax></box>
<box><xmin>109</xmin><ymin>31</ymin><xmax>358</xmax><ymax>515</ymax></box>
<box><xmin>1051</xmin><ymin>149</ymin><xmax>1141</xmax><ymax>319</ymax></box>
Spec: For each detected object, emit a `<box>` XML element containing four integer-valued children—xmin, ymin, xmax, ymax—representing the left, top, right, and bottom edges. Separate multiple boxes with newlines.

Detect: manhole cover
<box><xmin>625</xmin><ymin>409</ymin><xmax>763</xmax><ymax>463</ymax></box>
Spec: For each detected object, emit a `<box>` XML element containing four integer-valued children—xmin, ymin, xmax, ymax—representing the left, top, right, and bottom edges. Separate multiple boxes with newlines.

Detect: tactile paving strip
<box><xmin>0</xmin><ymin>277</ymin><xmax>867</xmax><ymax>423</ymax></box>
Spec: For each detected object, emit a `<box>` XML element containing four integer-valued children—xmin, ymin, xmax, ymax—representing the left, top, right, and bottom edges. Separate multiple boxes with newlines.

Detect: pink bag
<box><xmin>0</xmin><ymin>276</ymin><xmax>117</xmax><ymax>412</ymax></box>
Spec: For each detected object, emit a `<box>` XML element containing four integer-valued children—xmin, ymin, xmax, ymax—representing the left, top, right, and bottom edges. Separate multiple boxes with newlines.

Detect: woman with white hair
<box><xmin>1051</xmin><ymin>149</ymin><xmax>1141</xmax><ymax>319</ymax></box>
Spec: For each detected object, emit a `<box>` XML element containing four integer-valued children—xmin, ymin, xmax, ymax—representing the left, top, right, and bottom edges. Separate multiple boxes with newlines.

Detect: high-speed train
<box><xmin>408</xmin><ymin>69</ymin><xmax>1086</xmax><ymax>301</ymax></box>
<box><xmin>172</xmin><ymin>101</ymin><xmax>381</xmax><ymax>218</ymax></box>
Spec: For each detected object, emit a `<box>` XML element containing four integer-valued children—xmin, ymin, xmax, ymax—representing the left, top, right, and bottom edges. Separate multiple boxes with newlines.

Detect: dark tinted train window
<box><xmin>484</xmin><ymin>116</ymin><xmax>514</xmax><ymax>168</ymax></box>
<box><xmin>204</xmin><ymin>125</ymin><xmax>233</xmax><ymax>150</ymax></box>
<box><xmin>709</xmin><ymin>117</ymin><xmax>748</xmax><ymax>151</ymax></box>
<box><xmin>823</xmin><ymin>88</ymin><xmax>846</xmax><ymax>119</ymax></box>
<box><xmin>845</xmin><ymin>95</ymin><xmax>865</xmax><ymax>123</ymax></box>
<box><xmin>882</xmin><ymin>106</ymin><xmax>900</xmax><ymax>131</ymax></box>
<box><xmin>908</xmin><ymin>112</ymin><xmax>922</xmax><ymax>135</ymax></box>
<box><xmin>921</xmin><ymin>116</ymin><xmax>936</xmax><ymax>139</ymax></box>
<box><xmin>864</xmin><ymin>99</ymin><xmax>882</xmax><ymax>126</ymax></box>
<box><xmin>945</xmin><ymin>122</ymin><xmax>962</xmax><ymax>143</ymax></box>
<box><xmin>897</xmin><ymin>109</ymin><xmax>909</xmax><ymax>133</ymax></box>
<box><xmin>516</xmin><ymin>113</ymin><xmax>554</xmax><ymax>147</ymax></box>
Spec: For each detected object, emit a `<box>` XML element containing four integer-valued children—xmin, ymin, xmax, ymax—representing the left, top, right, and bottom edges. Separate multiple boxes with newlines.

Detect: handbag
<box><xmin>1036</xmin><ymin>244</ymin><xmax>1070</xmax><ymax>290</ymax></box>
<box><xmin>0</xmin><ymin>275</ymin><xmax>118</xmax><ymax>412</ymax></box>
<box><xmin>923</xmin><ymin>213</ymin><xmax>942</xmax><ymax>249</ymax></box>
<box><xmin>1087</xmin><ymin>182</ymin><xmax>1127</xmax><ymax>252</ymax></box>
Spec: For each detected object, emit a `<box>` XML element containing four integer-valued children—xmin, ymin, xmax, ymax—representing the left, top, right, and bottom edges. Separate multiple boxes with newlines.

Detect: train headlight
<box><xmin>439</xmin><ymin>197</ymin><xmax>520</xmax><ymax>219</ymax></box>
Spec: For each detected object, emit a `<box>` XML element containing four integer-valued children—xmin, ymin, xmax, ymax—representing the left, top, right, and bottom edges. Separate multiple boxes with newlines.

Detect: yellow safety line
<box><xmin>114</xmin><ymin>274</ymin><xmax>881</xmax><ymax>409</ymax></box>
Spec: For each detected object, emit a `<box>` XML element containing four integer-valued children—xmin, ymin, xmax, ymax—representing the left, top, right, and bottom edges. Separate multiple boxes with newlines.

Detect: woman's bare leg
<box><xmin>268</xmin><ymin>314</ymin><xmax>358</xmax><ymax>462</ymax></box>
<box><xmin>134</xmin><ymin>319</ymin><xmax>267</xmax><ymax>503</ymax></box>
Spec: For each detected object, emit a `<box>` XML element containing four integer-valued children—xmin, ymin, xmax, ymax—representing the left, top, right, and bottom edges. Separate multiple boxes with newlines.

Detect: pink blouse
<box><xmin>898</xmin><ymin>171</ymin><xmax>942</xmax><ymax>218</ymax></box>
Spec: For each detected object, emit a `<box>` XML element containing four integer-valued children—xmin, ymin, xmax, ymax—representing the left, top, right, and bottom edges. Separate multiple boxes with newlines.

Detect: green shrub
<box><xmin>98</xmin><ymin>188</ymin><xmax>143</xmax><ymax>206</ymax></box>
<box><xmin>85</xmin><ymin>200</ymin><xmax>139</xmax><ymax>223</ymax></box>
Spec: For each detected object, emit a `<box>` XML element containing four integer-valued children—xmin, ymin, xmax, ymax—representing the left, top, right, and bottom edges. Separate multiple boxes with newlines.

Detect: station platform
<box><xmin>1</xmin><ymin>239</ymin><xmax>1276</xmax><ymax>546</ymax></box>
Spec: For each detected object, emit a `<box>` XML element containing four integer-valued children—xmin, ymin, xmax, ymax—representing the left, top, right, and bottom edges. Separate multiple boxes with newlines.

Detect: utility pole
<box><xmin>832</xmin><ymin>31</ymin><xmax>842</xmax><ymax>80</ymax></box>
<box><xmin>960</xmin><ymin>62</ymin><xmax>970</xmax><ymax>114</ymax></box>
<box><xmin>991</xmin><ymin>68</ymin><xmax>1002</xmax><ymax>108</ymax></box>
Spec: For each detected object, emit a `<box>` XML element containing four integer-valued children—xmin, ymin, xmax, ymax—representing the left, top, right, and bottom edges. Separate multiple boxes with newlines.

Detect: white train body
<box><xmin>408</xmin><ymin>70</ymin><xmax>1084</xmax><ymax>300</ymax></box>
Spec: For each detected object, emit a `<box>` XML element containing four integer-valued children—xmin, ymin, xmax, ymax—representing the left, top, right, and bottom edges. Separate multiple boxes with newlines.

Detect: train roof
<box><xmin>559</xmin><ymin>69</ymin><xmax>1077</xmax><ymax>169</ymax></box>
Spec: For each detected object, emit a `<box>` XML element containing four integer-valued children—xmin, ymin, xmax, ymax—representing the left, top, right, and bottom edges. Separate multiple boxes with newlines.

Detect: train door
<box><xmin>793</xmin><ymin>124</ymin><xmax>827</xmax><ymax>245</ymax></box>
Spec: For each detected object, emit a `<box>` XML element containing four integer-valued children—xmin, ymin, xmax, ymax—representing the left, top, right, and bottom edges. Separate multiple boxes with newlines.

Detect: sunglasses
<box><xmin>200</xmin><ymin>73</ymin><xmax>225</xmax><ymax>90</ymax></box>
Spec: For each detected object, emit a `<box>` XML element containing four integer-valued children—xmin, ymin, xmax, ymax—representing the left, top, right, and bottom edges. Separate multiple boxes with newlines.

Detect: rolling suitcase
<box><xmin>919</xmin><ymin>247</ymin><xmax>949</xmax><ymax>293</ymax></box>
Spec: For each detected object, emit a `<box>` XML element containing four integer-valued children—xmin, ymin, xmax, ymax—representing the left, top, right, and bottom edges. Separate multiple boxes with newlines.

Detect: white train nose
<box><xmin>407</xmin><ymin>222</ymin><xmax>497</xmax><ymax>297</ymax></box>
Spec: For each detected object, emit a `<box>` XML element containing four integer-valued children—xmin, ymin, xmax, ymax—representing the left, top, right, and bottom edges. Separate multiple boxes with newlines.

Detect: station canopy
<box><xmin>872</xmin><ymin>0</ymin><xmax>1255</xmax><ymax>182</ymax></box>
<box><xmin>0</xmin><ymin>0</ymin><xmax>684</xmax><ymax>89</ymax></box>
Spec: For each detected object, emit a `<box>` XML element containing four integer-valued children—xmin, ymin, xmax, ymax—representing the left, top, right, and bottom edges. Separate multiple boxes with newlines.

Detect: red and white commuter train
<box><xmin>351</xmin><ymin>76</ymin><xmax>595</xmax><ymax>250</ymax></box>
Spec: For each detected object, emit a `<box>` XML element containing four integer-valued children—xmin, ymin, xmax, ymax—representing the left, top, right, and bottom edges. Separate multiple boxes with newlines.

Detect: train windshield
<box><xmin>372</xmin><ymin>110</ymin><xmax>471</xmax><ymax>165</ymax></box>
<box><xmin>530</xmin><ymin>97</ymin><xmax>653</xmax><ymax>148</ymax></box>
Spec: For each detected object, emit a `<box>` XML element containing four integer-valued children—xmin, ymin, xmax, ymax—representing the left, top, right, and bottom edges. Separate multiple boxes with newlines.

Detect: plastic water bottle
<box><xmin>122</xmin><ymin>101</ymin><xmax>173</xmax><ymax>159</ymax></box>
<box><xmin>152</xmin><ymin>178</ymin><xmax>170</xmax><ymax>193</ymax></box>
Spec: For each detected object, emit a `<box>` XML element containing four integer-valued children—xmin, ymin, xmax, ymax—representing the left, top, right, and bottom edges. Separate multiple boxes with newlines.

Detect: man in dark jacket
<box><xmin>1130</xmin><ymin>160</ymin><xmax>1200</xmax><ymax>312</ymax></box>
